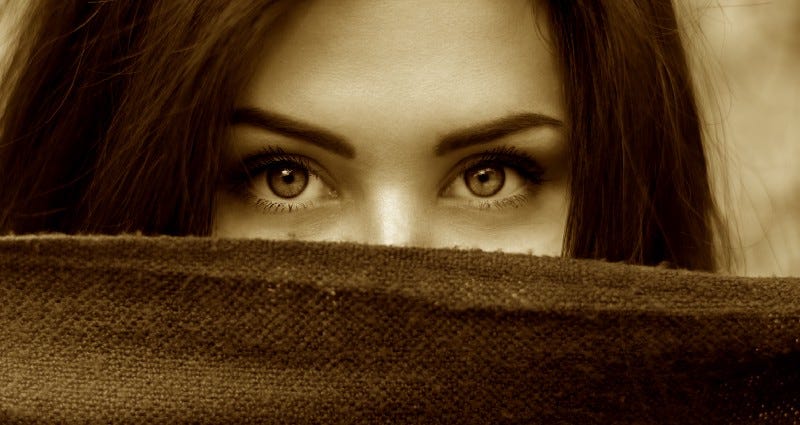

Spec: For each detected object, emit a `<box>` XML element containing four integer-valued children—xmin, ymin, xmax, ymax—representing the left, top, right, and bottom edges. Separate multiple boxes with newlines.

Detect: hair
<box><xmin>0</xmin><ymin>0</ymin><xmax>723</xmax><ymax>271</ymax></box>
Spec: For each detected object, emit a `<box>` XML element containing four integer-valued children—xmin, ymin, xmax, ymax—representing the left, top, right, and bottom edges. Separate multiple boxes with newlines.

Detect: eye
<box><xmin>440</xmin><ymin>147</ymin><xmax>545</xmax><ymax>210</ymax></box>
<box><xmin>226</xmin><ymin>148</ymin><xmax>337</xmax><ymax>214</ymax></box>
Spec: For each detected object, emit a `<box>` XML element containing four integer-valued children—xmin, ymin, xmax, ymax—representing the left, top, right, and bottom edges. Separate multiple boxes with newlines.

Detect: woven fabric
<box><xmin>0</xmin><ymin>236</ymin><xmax>798</xmax><ymax>424</ymax></box>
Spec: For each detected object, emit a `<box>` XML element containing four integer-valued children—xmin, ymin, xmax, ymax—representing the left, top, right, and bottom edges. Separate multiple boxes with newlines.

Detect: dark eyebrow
<box><xmin>435</xmin><ymin>113</ymin><xmax>563</xmax><ymax>156</ymax></box>
<box><xmin>231</xmin><ymin>107</ymin><xmax>356</xmax><ymax>159</ymax></box>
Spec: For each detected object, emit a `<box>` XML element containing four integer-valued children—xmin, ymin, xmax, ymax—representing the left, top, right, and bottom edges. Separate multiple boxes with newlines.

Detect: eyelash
<box><xmin>224</xmin><ymin>147</ymin><xmax>331</xmax><ymax>213</ymax></box>
<box><xmin>224</xmin><ymin>145</ymin><xmax>547</xmax><ymax>214</ymax></box>
<box><xmin>441</xmin><ymin>146</ymin><xmax>546</xmax><ymax>210</ymax></box>
<box><xmin>448</xmin><ymin>146</ymin><xmax>545</xmax><ymax>185</ymax></box>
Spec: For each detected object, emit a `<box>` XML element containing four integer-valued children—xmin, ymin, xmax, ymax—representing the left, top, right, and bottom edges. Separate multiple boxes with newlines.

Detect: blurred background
<box><xmin>682</xmin><ymin>0</ymin><xmax>799</xmax><ymax>276</ymax></box>
<box><xmin>0</xmin><ymin>1</ymin><xmax>798</xmax><ymax>276</ymax></box>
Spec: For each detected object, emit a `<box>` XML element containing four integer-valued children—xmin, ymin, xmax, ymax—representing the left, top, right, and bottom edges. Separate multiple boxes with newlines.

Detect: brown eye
<box><xmin>267</xmin><ymin>163</ymin><xmax>309</xmax><ymax>198</ymax></box>
<box><xmin>464</xmin><ymin>163</ymin><xmax>505</xmax><ymax>197</ymax></box>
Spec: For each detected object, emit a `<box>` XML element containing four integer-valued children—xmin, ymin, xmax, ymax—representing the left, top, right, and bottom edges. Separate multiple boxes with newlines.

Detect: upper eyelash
<box><xmin>223</xmin><ymin>146</ymin><xmax>320</xmax><ymax>194</ymax></box>
<box><xmin>474</xmin><ymin>146</ymin><xmax>545</xmax><ymax>182</ymax></box>
<box><xmin>442</xmin><ymin>146</ymin><xmax>547</xmax><ymax>193</ymax></box>
<box><xmin>240</xmin><ymin>146</ymin><xmax>314</xmax><ymax>177</ymax></box>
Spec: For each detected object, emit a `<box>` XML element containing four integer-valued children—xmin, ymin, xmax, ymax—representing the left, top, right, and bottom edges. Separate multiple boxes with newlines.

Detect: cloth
<box><xmin>0</xmin><ymin>236</ymin><xmax>798</xmax><ymax>424</ymax></box>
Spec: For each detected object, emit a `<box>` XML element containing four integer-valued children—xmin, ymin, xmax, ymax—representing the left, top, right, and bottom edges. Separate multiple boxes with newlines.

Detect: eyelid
<box><xmin>437</xmin><ymin>146</ymin><xmax>547</xmax><ymax>196</ymax></box>
<box><xmin>223</xmin><ymin>146</ymin><xmax>337</xmax><ymax>197</ymax></box>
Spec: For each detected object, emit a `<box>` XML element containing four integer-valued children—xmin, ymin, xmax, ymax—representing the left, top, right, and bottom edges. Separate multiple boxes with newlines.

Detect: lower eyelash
<box><xmin>254</xmin><ymin>198</ymin><xmax>315</xmax><ymax>213</ymax></box>
<box><xmin>473</xmin><ymin>193</ymin><xmax>531</xmax><ymax>210</ymax></box>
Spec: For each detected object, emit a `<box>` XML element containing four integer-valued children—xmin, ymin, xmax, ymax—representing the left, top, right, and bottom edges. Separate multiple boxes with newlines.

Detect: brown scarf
<box><xmin>2</xmin><ymin>236</ymin><xmax>798</xmax><ymax>423</ymax></box>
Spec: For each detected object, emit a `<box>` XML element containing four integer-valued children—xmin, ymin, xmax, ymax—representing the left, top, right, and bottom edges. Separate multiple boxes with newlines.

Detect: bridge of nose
<box><xmin>344</xmin><ymin>180</ymin><xmax>436</xmax><ymax>247</ymax></box>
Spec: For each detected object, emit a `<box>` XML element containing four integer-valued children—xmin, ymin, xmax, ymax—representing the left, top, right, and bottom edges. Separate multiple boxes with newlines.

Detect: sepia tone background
<box><xmin>681</xmin><ymin>0</ymin><xmax>799</xmax><ymax>276</ymax></box>
<box><xmin>1</xmin><ymin>0</ymin><xmax>798</xmax><ymax>276</ymax></box>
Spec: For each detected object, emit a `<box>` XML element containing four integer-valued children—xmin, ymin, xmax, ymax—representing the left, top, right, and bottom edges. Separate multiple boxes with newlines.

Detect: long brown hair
<box><xmin>0</xmin><ymin>0</ymin><xmax>722</xmax><ymax>270</ymax></box>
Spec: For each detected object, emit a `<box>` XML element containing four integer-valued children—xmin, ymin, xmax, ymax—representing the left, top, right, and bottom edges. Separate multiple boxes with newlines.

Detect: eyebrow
<box><xmin>232</xmin><ymin>108</ymin><xmax>563</xmax><ymax>159</ymax></box>
<box><xmin>434</xmin><ymin>113</ymin><xmax>563</xmax><ymax>156</ymax></box>
<box><xmin>231</xmin><ymin>107</ymin><xmax>356</xmax><ymax>159</ymax></box>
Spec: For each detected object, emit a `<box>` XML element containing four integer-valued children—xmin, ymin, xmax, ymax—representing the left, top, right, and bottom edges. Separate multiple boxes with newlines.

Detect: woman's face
<box><xmin>214</xmin><ymin>0</ymin><xmax>568</xmax><ymax>255</ymax></box>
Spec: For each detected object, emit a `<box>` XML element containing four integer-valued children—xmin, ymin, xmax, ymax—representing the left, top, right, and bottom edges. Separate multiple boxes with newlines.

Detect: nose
<box><xmin>349</xmin><ymin>185</ymin><xmax>431</xmax><ymax>247</ymax></box>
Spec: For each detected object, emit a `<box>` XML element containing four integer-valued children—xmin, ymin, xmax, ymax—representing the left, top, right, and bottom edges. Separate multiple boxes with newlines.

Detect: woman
<box><xmin>0</xmin><ymin>0</ymin><xmax>722</xmax><ymax>270</ymax></box>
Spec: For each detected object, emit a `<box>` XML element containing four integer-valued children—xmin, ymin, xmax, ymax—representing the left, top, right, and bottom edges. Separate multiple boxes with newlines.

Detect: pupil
<box><xmin>281</xmin><ymin>170</ymin><xmax>295</xmax><ymax>184</ymax></box>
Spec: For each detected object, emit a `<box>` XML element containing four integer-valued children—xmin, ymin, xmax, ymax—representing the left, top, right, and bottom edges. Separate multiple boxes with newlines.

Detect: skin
<box><xmin>214</xmin><ymin>0</ymin><xmax>569</xmax><ymax>255</ymax></box>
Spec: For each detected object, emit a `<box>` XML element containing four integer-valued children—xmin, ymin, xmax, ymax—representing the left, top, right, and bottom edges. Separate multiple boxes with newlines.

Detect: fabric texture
<box><xmin>0</xmin><ymin>236</ymin><xmax>798</xmax><ymax>424</ymax></box>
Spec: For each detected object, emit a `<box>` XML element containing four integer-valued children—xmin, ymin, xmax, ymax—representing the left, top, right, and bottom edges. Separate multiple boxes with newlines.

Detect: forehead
<box><xmin>240</xmin><ymin>0</ymin><xmax>563</xmax><ymax>140</ymax></box>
